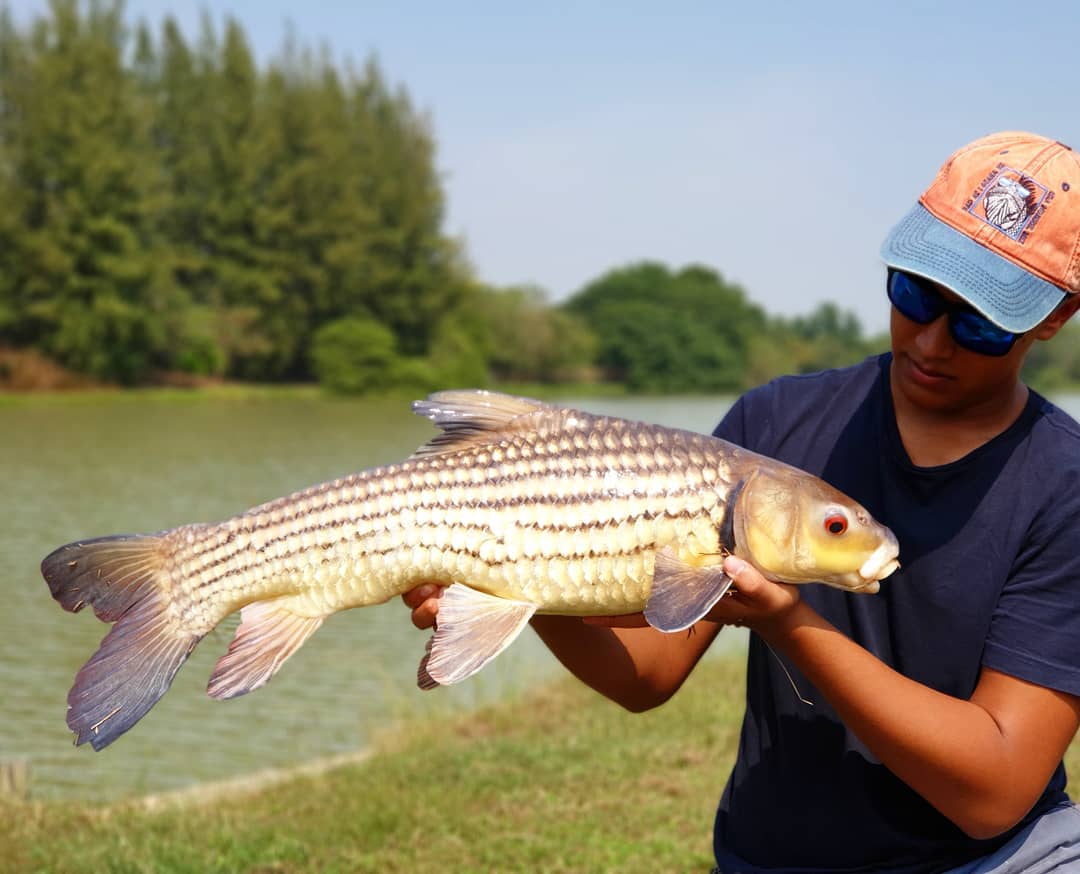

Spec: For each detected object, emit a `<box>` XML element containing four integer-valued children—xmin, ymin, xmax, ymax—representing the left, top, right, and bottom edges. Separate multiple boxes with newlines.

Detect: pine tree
<box><xmin>345</xmin><ymin>59</ymin><xmax>463</xmax><ymax>357</ymax></box>
<box><xmin>5</xmin><ymin>0</ymin><xmax>170</xmax><ymax>382</ymax></box>
<box><xmin>0</xmin><ymin>2</ymin><xmax>24</xmax><ymax>339</ymax></box>
<box><xmin>0</xmin><ymin>4</ymin><xmax>474</xmax><ymax>387</ymax></box>
<box><xmin>151</xmin><ymin>15</ymin><xmax>232</xmax><ymax>375</ymax></box>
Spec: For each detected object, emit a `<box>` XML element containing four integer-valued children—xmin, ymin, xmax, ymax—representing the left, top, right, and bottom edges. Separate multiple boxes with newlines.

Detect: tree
<box><xmin>253</xmin><ymin>53</ymin><xmax>374</xmax><ymax>380</ymax></box>
<box><xmin>1025</xmin><ymin>321</ymin><xmax>1080</xmax><ymax>391</ymax></box>
<box><xmin>0</xmin><ymin>2</ymin><xmax>24</xmax><ymax>339</ymax></box>
<box><xmin>769</xmin><ymin>302</ymin><xmax>882</xmax><ymax>376</ymax></box>
<box><xmin>3</xmin><ymin>0</ymin><xmax>172</xmax><ymax>383</ymax></box>
<box><xmin>565</xmin><ymin>262</ymin><xmax>766</xmax><ymax>391</ymax></box>
<box><xmin>311</xmin><ymin>315</ymin><xmax>399</xmax><ymax>394</ymax></box>
<box><xmin>342</xmin><ymin>60</ymin><xmax>463</xmax><ymax>356</ymax></box>
<box><xmin>0</xmin><ymin>4</ymin><xmax>524</xmax><ymax>390</ymax></box>
<box><xmin>462</xmin><ymin>284</ymin><xmax>594</xmax><ymax>383</ymax></box>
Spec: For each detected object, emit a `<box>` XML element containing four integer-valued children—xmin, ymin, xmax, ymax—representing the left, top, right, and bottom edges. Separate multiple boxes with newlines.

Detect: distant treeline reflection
<box><xmin>1</xmin><ymin>3</ymin><xmax>1077</xmax><ymax>394</ymax></box>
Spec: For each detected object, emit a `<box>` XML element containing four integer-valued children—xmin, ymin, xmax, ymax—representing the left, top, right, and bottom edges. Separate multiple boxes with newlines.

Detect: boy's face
<box><xmin>889</xmin><ymin>279</ymin><xmax>1078</xmax><ymax>416</ymax></box>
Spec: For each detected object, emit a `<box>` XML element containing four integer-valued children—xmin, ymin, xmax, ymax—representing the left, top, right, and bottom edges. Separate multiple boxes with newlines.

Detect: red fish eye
<box><xmin>824</xmin><ymin>514</ymin><xmax>848</xmax><ymax>535</ymax></box>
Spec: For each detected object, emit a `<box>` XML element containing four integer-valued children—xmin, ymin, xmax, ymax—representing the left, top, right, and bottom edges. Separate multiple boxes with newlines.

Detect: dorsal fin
<box><xmin>409</xmin><ymin>390</ymin><xmax>552</xmax><ymax>457</ymax></box>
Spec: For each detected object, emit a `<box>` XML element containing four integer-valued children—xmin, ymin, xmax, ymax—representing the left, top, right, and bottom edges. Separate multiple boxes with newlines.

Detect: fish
<box><xmin>41</xmin><ymin>390</ymin><xmax>900</xmax><ymax>750</ymax></box>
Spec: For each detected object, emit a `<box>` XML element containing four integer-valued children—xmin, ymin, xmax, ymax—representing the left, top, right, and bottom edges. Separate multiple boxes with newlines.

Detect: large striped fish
<box><xmin>42</xmin><ymin>391</ymin><xmax>900</xmax><ymax>750</ymax></box>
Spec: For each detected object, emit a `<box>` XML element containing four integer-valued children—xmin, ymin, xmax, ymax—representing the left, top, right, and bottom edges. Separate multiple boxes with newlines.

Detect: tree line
<box><xmin>1</xmin><ymin>2</ymin><xmax>1076</xmax><ymax>395</ymax></box>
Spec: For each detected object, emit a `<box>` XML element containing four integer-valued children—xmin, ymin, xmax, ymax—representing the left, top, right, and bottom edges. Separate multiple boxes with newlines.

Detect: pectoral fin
<box><xmin>207</xmin><ymin>598</ymin><xmax>324</xmax><ymax>700</ymax></box>
<box><xmin>418</xmin><ymin>584</ymin><xmax>536</xmax><ymax>689</ymax></box>
<box><xmin>644</xmin><ymin>547</ymin><xmax>733</xmax><ymax>633</ymax></box>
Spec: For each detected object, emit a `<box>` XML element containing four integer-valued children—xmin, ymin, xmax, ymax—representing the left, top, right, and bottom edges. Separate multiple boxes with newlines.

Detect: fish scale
<box><xmin>164</xmin><ymin>416</ymin><xmax>736</xmax><ymax>629</ymax></box>
<box><xmin>40</xmin><ymin>389</ymin><xmax>900</xmax><ymax>750</ymax></box>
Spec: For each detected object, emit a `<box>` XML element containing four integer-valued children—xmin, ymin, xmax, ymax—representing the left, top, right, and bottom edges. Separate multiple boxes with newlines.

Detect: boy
<box><xmin>405</xmin><ymin>131</ymin><xmax>1080</xmax><ymax>873</ymax></box>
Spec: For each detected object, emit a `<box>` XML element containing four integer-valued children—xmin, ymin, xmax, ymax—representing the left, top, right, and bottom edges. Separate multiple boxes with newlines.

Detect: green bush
<box><xmin>426</xmin><ymin>317</ymin><xmax>490</xmax><ymax>388</ymax></box>
<box><xmin>311</xmin><ymin>316</ymin><xmax>400</xmax><ymax>394</ymax></box>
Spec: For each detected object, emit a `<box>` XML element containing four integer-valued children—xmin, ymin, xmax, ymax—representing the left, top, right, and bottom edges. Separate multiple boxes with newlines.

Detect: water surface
<box><xmin>2</xmin><ymin>391</ymin><xmax>736</xmax><ymax>800</ymax></box>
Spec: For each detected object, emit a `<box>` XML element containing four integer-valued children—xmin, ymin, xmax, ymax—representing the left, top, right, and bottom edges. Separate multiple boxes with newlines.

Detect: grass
<box><xmin>6</xmin><ymin>654</ymin><xmax>1080</xmax><ymax>873</ymax></box>
<box><xmin>1</xmin><ymin>657</ymin><xmax>746</xmax><ymax>873</ymax></box>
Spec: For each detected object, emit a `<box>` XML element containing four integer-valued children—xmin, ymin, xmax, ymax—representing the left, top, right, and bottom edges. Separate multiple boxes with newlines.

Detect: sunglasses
<box><xmin>886</xmin><ymin>270</ymin><xmax>1022</xmax><ymax>357</ymax></box>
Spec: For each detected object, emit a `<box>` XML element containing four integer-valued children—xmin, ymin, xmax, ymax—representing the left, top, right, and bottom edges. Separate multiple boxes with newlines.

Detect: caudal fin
<box><xmin>41</xmin><ymin>535</ymin><xmax>202</xmax><ymax>750</ymax></box>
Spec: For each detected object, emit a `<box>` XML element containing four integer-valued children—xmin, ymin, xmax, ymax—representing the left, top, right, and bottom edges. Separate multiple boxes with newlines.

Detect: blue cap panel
<box><xmin>880</xmin><ymin>204</ymin><xmax>1065</xmax><ymax>333</ymax></box>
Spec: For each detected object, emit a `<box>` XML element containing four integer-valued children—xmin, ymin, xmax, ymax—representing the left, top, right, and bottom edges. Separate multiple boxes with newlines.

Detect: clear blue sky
<box><xmin>10</xmin><ymin>0</ymin><xmax>1080</xmax><ymax>332</ymax></box>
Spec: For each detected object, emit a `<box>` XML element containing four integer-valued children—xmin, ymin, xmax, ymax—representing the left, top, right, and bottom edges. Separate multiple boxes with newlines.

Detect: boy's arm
<box><xmin>713</xmin><ymin>557</ymin><xmax>1080</xmax><ymax>840</ymax></box>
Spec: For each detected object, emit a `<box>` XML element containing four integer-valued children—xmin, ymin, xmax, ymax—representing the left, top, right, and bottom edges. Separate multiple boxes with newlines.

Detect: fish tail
<box><xmin>41</xmin><ymin>534</ymin><xmax>203</xmax><ymax>750</ymax></box>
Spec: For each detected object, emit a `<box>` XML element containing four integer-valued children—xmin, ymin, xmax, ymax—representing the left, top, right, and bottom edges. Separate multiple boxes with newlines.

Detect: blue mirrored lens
<box><xmin>950</xmin><ymin>312</ymin><xmax>1017</xmax><ymax>356</ymax></box>
<box><xmin>887</xmin><ymin>272</ymin><xmax>942</xmax><ymax>323</ymax></box>
<box><xmin>886</xmin><ymin>270</ymin><xmax>1019</xmax><ymax>356</ymax></box>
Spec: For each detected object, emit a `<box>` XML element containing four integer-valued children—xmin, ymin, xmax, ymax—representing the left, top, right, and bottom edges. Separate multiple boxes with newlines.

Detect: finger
<box><xmin>720</xmin><ymin>556</ymin><xmax>801</xmax><ymax>619</ymax></box>
<box><xmin>583</xmin><ymin>613</ymin><xmax>651</xmax><ymax>628</ymax></box>
<box><xmin>401</xmin><ymin>584</ymin><xmax>441</xmax><ymax>609</ymax></box>
<box><xmin>410</xmin><ymin>599</ymin><xmax>440</xmax><ymax>630</ymax></box>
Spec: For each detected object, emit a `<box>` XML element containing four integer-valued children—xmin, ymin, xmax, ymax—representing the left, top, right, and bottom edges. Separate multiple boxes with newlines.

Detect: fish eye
<box><xmin>824</xmin><ymin>513</ymin><xmax>848</xmax><ymax>535</ymax></box>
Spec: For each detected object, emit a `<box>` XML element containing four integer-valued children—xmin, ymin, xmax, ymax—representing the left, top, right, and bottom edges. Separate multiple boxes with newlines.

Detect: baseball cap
<box><xmin>880</xmin><ymin>131</ymin><xmax>1080</xmax><ymax>333</ymax></box>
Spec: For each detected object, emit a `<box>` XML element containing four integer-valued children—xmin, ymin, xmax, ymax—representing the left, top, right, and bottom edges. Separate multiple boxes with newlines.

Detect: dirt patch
<box><xmin>0</xmin><ymin>347</ymin><xmax>101</xmax><ymax>391</ymax></box>
<box><xmin>0</xmin><ymin>347</ymin><xmax>232</xmax><ymax>391</ymax></box>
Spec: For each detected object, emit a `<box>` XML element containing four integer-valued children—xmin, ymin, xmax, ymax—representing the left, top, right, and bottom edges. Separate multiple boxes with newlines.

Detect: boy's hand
<box><xmin>401</xmin><ymin>584</ymin><xmax>444</xmax><ymax>630</ymax></box>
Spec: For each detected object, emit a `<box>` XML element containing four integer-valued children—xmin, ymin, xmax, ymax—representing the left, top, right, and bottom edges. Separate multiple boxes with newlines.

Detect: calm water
<box><xmin>2</xmin><ymin>391</ymin><xmax>739</xmax><ymax>801</ymax></box>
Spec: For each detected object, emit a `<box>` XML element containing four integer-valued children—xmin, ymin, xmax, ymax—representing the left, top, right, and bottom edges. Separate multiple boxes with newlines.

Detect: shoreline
<box><xmin>125</xmin><ymin>748</ymin><xmax>375</xmax><ymax>814</ymax></box>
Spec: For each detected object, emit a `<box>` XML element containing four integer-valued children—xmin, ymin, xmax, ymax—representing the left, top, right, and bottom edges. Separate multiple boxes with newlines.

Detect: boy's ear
<box><xmin>1034</xmin><ymin>294</ymin><xmax>1080</xmax><ymax>340</ymax></box>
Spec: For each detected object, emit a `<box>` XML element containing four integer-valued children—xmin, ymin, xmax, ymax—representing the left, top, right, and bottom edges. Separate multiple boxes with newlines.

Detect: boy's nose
<box><xmin>913</xmin><ymin>314</ymin><xmax>955</xmax><ymax>357</ymax></box>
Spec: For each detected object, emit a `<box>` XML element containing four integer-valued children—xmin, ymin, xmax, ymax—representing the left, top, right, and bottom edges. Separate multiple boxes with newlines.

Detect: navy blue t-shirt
<box><xmin>710</xmin><ymin>353</ymin><xmax>1080</xmax><ymax>874</ymax></box>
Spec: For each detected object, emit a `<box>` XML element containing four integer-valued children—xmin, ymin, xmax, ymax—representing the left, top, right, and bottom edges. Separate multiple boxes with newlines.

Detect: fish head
<box><xmin>733</xmin><ymin>465</ymin><xmax>900</xmax><ymax>592</ymax></box>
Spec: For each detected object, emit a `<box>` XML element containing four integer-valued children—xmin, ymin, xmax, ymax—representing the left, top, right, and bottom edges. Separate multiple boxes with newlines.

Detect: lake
<box><xmin>2</xmin><ymin>390</ymin><xmax>739</xmax><ymax>801</ymax></box>
<box><xmin>7</xmin><ymin>387</ymin><xmax>1079</xmax><ymax>802</ymax></box>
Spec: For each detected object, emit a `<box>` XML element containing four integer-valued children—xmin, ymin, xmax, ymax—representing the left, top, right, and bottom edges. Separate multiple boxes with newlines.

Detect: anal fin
<box><xmin>207</xmin><ymin>598</ymin><xmax>324</xmax><ymax>700</ymax></box>
<box><xmin>644</xmin><ymin>547</ymin><xmax>733</xmax><ymax>633</ymax></box>
<box><xmin>418</xmin><ymin>584</ymin><xmax>536</xmax><ymax>689</ymax></box>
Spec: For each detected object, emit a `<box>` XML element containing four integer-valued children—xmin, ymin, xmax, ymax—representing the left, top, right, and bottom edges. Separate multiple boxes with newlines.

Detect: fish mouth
<box><xmin>858</xmin><ymin>538</ymin><xmax>901</xmax><ymax>583</ymax></box>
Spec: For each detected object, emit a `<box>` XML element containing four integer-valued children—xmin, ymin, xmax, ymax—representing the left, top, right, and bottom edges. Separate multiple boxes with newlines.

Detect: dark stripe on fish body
<box><xmin>167</xmin><ymin>426</ymin><xmax>742</xmax><ymax>614</ymax></box>
<box><xmin>177</xmin><ymin>515</ymin><xmax>687</xmax><ymax>614</ymax></box>
<box><xmin>182</xmin><ymin>461</ymin><xmax>730</xmax><ymax>561</ymax></box>
<box><xmin>177</xmin><ymin>461</ymin><xmax>728</xmax><ymax>573</ymax></box>
<box><xmin>178</xmin><ymin>499</ymin><xmax>714</xmax><ymax>604</ymax></box>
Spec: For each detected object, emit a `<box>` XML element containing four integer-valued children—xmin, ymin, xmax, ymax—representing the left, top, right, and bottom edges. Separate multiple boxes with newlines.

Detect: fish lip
<box><xmin>875</xmin><ymin>558</ymin><xmax>901</xmax><ymax>579</ymax></box>
<box><xmin>859</xmin><ymin>538</ymin><xmax>901</xmax><ymax>582</ymax></box>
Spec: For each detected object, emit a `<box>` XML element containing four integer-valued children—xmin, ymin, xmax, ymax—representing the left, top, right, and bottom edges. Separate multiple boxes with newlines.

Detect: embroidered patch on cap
<box><xmin>964</xmin><ymin>163</ymin><xmax>1053</xmax><ymax>244</ymax></box>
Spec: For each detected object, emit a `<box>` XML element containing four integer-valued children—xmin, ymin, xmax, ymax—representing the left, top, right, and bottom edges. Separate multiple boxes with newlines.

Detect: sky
<box><xmin>9</xmin><ymin>0</ymin><xmax>1080</xmax><ymax>333</ymax></box>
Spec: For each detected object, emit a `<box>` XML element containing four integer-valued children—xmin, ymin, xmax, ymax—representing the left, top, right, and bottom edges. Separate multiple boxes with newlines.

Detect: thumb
<box><xmin>724</xmin><ymin>555</ymin><xmax>763</xmax><ymax>595</ymax></box>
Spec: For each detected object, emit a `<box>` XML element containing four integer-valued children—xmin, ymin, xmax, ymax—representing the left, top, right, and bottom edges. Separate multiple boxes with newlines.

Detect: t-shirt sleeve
<box><xmin>712</xmin><ymin>394</ymin><xmax>750</xmax><ymax>445</ymax></box>
<box><xmin>981</xmin><ymin>462</ymin><xmax>1080</xmax><ymax>697</ymax></box>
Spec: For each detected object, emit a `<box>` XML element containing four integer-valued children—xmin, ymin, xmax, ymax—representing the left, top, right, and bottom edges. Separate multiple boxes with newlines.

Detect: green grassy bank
<box><xmin>8</xmin><ymin>655</ymin><xmax>1080</xmax><ymax>874</ymax></box>
<box><xmin>2</xmin><ymin>657</ymin><xmax>745</xmax><ymax>873</ymax></box>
